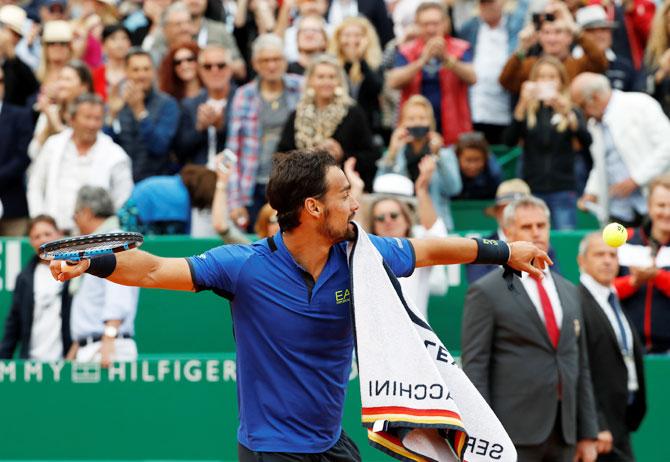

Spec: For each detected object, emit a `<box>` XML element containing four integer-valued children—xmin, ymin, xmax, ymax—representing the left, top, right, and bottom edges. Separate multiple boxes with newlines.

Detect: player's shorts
<box><xmin>237</xmin><ymin>430</ymin><xmax>361</xmax><ymax>462</ymax></box>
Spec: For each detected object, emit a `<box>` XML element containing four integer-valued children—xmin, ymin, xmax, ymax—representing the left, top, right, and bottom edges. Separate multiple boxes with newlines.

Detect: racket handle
<box><xmin>61</xmin><ymin>260</ymin><xmax>82</xmax><ymax>273</ymax></box>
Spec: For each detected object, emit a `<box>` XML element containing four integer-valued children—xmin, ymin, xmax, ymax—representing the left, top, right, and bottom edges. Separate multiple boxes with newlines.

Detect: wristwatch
<box><xmin>103</xmin><ymin>325</ymin><xmax>119</xmax><ymax>339</ymax></box>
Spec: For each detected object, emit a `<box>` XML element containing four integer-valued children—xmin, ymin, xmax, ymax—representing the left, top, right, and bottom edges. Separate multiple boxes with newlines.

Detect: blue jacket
<box><xmin>106</xmin><ymin>88</ymin><xmax>180</xmax><ymax>182</ymax></box>
<box><xmin>0</xmin><ymin>102</ymin><xmax>33</xmax><ymax>218</ymax></box>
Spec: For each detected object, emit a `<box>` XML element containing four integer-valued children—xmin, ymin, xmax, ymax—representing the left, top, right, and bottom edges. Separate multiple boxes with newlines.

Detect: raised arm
<box><xmin>50</xmin><ymin>251</ymin><xmax>195</xmax><ymax>291</ymax></box>
<box><xmin>409</xmin><ymin>236</ymin><xmax>552</xmax><ymax>278</ymax></box>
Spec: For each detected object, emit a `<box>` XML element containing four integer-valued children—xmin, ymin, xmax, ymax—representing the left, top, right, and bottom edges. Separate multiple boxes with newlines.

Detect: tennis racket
<box><xmin>39</xmin><ymin>232</ymin><xmax>144</xmax><ymax>263</ymax></box>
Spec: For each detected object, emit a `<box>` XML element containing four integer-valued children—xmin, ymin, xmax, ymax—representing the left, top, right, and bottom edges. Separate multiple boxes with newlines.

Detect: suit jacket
<box><xmin>0</xmin><ymin>257</ymin><xmax>72</xmax><ymax>359</ymax></box>
<box><xmin>462</xmin><ymin>269</ymin><xmax>598</xmax><ymax>446</ymax></box>
<box><xmin>0</xmin><ymin>102</ymin><xmax>33</xmax><ymax>218</ymax></box>
<box><xmin>579</xmin><ymin>284</ymin><xmax>646</xmax><ymax>444</ymax></box>
<box><xmin>174</xmin><ymin>88</ymin><xmax>235</xmax><ymax>166</ymax></box>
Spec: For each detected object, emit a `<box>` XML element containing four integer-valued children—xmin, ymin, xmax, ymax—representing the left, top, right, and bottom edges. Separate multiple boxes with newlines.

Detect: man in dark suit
<box><xmin>462</xmin><ymin>196</ymin><xmax>598</xmax><ymax>462</ymax></box>
<box><xmin>175</xmin><ymin>44</ymin><xmax>234</xmax><ymax>168</ymax></box>
<box><xmin>0</xmin><ymin>215</ymin><xmax>72</xmax><ymax>360</ymax></box>
<box><xmin>577</xmin><ymin>232</ymin><xmax>646</xmax><ymax>461</ymax></box>
<box><xmin>0</xmin><ymin>65</ymin><xmax>34</xmax><ymax>236</ymax></box>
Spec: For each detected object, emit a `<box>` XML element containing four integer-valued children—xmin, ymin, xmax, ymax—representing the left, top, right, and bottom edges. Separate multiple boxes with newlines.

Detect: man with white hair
<box><xmin>571</xmin><ymin>72</ymin><xmax>670</xmax><ymax>226</ymax></box>
<box><xmin>225</xmin><ymin>34</ymin><xmax>303</xmax><ymax>229</ymax></box>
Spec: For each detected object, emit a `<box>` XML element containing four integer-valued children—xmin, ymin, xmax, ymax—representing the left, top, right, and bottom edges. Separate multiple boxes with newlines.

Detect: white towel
<box><xmin>348</xmin><ymin>222</ymin><xmax>516</xmax><ymax>462</ymax></box>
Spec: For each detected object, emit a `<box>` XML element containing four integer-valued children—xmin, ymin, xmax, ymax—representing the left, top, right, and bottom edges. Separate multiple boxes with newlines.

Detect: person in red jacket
<box><xmin>387</xmin><ymin>1</ymin><xmax>476</xmax><ymax>145</ymax></box>
<box><xmin>615</xmin><ymin>173</ymin><xmax>670</xmax><ymax>353</ymax></box>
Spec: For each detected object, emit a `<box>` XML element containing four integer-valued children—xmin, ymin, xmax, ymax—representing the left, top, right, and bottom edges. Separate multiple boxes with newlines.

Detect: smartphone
<box><xmin>536</xmin><ymin>82</ymin><xmax>558</xmax><ymax>101</ymax></box>
<box><xmin>217</xmin><ymin>149</ymin><xmax>237</xmax><ymax>173</ymax></box>
<box><xmin>532</xmin><ymin>12</ymin><xmax>555</xmax><ymax>30</ymax></box>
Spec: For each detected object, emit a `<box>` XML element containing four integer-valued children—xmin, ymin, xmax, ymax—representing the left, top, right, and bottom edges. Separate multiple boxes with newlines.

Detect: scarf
<box><xmin>294</xmin><ymin>92</ymin><xmax>352</xmax><ymax>149</ymax></box>
<box><xmin>348</xmin><ymin>222</ymin><xmax>516</xmax><ymax>461</ymax></box>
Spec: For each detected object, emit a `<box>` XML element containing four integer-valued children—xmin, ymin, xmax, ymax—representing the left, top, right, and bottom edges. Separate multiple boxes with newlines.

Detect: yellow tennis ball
<box><xmin>602</xmin><ymin>223</ymin><xmax>627</xmax><ymax>248</ymax></box>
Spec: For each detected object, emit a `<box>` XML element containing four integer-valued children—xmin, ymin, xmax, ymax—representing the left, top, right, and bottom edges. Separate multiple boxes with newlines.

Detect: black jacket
<box><xmin>277</xmin><ymin>103</ymin><xmax>380</xmax><ymax>191</ymax></box>
<box><xmin>1</xmin><ymin>57</ymin><xmax>39</xmax><ymax>107</ymax></box>
<box><xmin>0</xmin><ymin>257</ymin><xmax>73</xmax><ymax>359</ymax></box>
<box><xmin>0</xmin><ymin>102</ymin><xmax>33</xmax><ymax>218</ymax></box>
<box><xmin>503</xmin><ymin>105</ymin><xmax>591</xmax><ymax>193</ymax></box>
<box><xmin>579</xmin><ymin>285</ymin><xmax>646</xmax><ymax>445</ymax></box>
<box><xmin>345</xmin><ymin>60</ymin><xmax>383</xmax><ymax>136</ymax></box>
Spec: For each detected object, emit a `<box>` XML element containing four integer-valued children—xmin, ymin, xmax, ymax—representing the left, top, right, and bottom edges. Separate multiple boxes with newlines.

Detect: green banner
<box><xmin>0</xmin><ymin>354</ymin><xmax>667</xmax><ymax>461</ymax></box>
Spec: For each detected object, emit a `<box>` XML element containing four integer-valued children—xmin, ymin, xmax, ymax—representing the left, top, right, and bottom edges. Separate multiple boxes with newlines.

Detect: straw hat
<box><xmin>0</xmin><ymin>5</ymin><xmax>27</xmax><ymax>36</ymax></box>
<box><xmin>42</xmin><ymin>20</ymin><xmax>73</xmax><ymax>43</ymax></box>
<box><xmin>484</xmin><ymin>179</ymin><xmax>531</xmax><ymax>216</ymax></box>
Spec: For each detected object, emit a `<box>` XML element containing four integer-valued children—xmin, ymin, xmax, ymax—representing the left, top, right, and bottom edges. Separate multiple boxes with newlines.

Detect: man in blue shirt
<box><xmin>52</xmin><ymin>149</ymin><xmax>550</xmax><ymax>460</ymax></box>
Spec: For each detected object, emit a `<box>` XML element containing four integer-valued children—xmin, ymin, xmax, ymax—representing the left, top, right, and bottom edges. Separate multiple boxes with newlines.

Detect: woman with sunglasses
<box><xmin>158</xmin><ymin>42</ymin><xmax>203</xmax><ymax>101</ymax></box>
<box><xmin>367</xmin><ymin>155</ymin><xmax>448</xmax><ymax>320</ymax></box>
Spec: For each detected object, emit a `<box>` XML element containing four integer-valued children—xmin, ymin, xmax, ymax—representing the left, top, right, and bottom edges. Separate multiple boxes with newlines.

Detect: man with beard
<box><xmin>50</xmin><ymin>148</ymin><xmax>550</xmax><ymax>461</ymax></box>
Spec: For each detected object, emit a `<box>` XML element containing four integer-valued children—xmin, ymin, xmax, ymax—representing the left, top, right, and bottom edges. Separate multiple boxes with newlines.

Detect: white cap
<box><xmin>373</xmin><ymin>174</ymin><xmax>415</xmax><ymax>197</ymax></box>
<box><xmin>575</xmin><ymin>5</ymin><xmax>617</xmax><ymax>29</ymax></box>
<box><xmin>42</xmin><ymin>20</ymin><xmax>73</xmax><ymax>43</ymax></box>
<box><xmin>0</xmin><ymin>5</ymin><xmax>26</xmax><ymax>36</ymax></box>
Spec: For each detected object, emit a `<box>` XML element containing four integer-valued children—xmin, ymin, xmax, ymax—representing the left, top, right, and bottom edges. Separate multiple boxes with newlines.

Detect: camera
<box><xmin>532</xmin><ymin>12</ymin><xmax>555</xmax><ymax>30</ymax></box>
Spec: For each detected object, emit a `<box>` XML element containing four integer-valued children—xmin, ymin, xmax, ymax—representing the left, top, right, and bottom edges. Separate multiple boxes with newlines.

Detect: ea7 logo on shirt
<box><xmin>335</xmin><ymin>289</ymin><xmax>351</xmax><ymax>304</ymax></box>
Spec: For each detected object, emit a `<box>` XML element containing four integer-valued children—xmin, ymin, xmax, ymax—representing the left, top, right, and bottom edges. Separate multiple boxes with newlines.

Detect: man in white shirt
<box><xmin>572</xmin><ymin>73</ymin><xmax>670</xmax><ymax>227</ymax></box>
<box><xmin>577</xmin><ymin>232</ymin><xmax>646</xmax><ymax>462</ymax></box>
<box><xmin>0</xmin><ymin>215</ymin><xmax>73</xmax><ymax>360</ymax></box>
<box><xmin>27</xmin><ymin>93</ymin><xmax>133</xmax><ymax>233</ymax></box>
<box><xmin>68</xmin><ymin>186</ymin><xmax>139</xmax><ymax>367</ymax></box>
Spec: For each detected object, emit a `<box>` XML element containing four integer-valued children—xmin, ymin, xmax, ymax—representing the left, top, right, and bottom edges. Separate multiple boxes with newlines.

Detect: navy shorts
<box><xmin>238</xmin><ymin>431</ymin><xmax>362</xmax><ymax>462</ymax></box>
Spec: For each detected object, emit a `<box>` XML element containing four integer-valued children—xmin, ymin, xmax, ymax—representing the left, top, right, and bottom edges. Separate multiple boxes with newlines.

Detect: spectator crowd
<box><xmin>1</xmin><ymin>0</ymin><xmax>670</xmax><ymax>458</ymax></box>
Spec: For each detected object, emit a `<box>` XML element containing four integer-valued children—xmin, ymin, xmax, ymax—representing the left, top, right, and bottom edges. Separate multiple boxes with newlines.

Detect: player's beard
<box><xmin>320</xmin><ymin>208</ymin><xmax>357</xmax><ymax>242</ymax></box>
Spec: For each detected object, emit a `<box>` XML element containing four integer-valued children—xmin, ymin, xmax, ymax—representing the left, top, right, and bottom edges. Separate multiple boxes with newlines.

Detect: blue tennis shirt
<box><xmin>187</xmin><ymin>232</ymin><xmax>415</xmax><ymax>452</ymax></box>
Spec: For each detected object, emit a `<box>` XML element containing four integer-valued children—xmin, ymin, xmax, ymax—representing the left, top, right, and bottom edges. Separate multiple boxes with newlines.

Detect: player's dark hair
<box><xmin>267</xmin><ymin>149</ymin><xmax>337</xmax><ymax>232</ymax></box>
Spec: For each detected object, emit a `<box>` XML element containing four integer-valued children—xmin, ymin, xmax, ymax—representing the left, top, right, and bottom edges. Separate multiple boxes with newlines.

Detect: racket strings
<box><xmin>51</xmin><ymin>240</ymin><xmax>129</xmax><ymax>253</ymax></box>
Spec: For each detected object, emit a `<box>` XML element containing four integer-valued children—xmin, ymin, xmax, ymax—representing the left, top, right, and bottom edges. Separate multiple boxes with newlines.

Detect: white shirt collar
<box><xmin>580</xmin><ymin>272</ymin><xmax>614</xmax><ymax>302</ymax></box>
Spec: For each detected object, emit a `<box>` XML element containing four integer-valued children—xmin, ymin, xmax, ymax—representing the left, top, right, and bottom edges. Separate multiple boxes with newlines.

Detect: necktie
<box><xmin>532</xmin><ymin>276</ymin><xmax>560</xmax><ymax>348</ymax></box>
<box><xmin>608</xmin><ymin>291</ymin><xmax>630</xmax><ymax>355</ymax></box>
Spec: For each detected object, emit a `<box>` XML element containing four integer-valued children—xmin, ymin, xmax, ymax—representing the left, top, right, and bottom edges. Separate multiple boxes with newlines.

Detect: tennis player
<box><xmin>51</xmin><ymin>149</ymin><xmax>551</xmax><ymax>461</ymax></box>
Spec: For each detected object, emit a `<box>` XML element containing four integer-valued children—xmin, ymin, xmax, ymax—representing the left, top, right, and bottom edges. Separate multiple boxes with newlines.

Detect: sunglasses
<box><xmin>201</xmin><ymin>62</ymin><xmax>227</xmax><ymax>71</ymax></box>
<box><xmin>174</xmin><ymin>55</ymin><xmax>196</xmax><ymax>66</ymax></box>
<box><xmin>0</xmin><ymin>77</ymin><xmax>4</xmax><ymax>84</ymax></box>
<box><xmin>374</xmin><ymin>212</ymin><xmax>401</xmax><ymax>223</ymax></box>
<box><xmin>48</xmin><ymin>4</ymin><xmax>65</xmax><ymax>13</ymax></box>
<box><xmin>47</xmin><ymin>41</ymin><xmax>70</xmax><ymax>46</ymax></box>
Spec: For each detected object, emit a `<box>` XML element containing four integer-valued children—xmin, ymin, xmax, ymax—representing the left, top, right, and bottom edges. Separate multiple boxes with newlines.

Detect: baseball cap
<box><xmin>373</xmin><ymin>174</ymin><xmax>415</xmax><ymax>197</ymax></box>
<box><xmin>576</xmin><ymin>5</ymin><xmax>617</xmax><ymax>29</ymax></box>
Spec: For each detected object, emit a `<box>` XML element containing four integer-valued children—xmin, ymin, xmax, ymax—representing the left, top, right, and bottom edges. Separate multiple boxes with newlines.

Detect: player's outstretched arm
<box><xmin>410</xmin><ymin>237</ymin><xmax>552</xmax><ymax>279</ymax></box>
<box><xmin>50</xmin><ymin>249</ymin><xmax>195</xmax><ymax>291</ymax></box>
